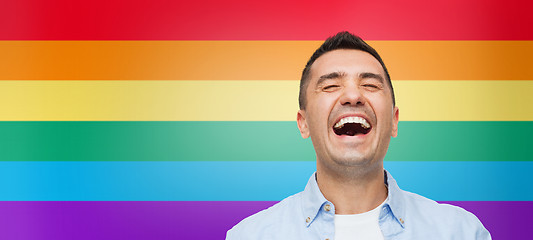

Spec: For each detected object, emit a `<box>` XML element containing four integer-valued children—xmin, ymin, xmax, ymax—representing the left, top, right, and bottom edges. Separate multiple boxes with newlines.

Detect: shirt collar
<box><xmin>383</xmin><ymin>170</ymin><xmax>406</xmax><ymax>228</ymax></box>
<box><xmin>300</xmin><ymin>172</ymin><xmax>329</xmax><ymax>227</ymax></box>
<box><xmin>300</xmin><ymin>170</ymin><xmax>406</xmax><ymax>228</ymax></box>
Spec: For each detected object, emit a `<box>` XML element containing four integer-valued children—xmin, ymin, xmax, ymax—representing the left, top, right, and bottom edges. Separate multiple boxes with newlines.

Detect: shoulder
<box><xmin>402</xmin><ymin>190</ymin><xmax>479</xmax><ymax>222</ymax></box>
<box><xmin>226</xmin><ymin>193</ymin><xmax>302</xmax><ymax>240</ymax></box>
<box><xmin>401</xmin><ymin>190</ymin><xmax>491</xmax><ymax>239</ymax></box>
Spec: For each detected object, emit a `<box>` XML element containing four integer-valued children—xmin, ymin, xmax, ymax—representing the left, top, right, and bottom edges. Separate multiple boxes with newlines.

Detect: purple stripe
<box><xmin>0</xmin><ymin>201</ymin><xmax>529</xmax><ymax>239</ymax></box>
<box><xmin>442</xmin><ymin>201</ymin><xmax>531</xmax><ymax>239</ymax></box>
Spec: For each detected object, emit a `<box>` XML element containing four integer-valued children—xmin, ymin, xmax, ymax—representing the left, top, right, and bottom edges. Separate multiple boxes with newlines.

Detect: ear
<box><xmin>391</xmin><ymin>106</ymin><xmax>399</xmax><ymax>138</ymax></box>
<box><xmin>297</xmin><ymin>109</ymin><xmax>310</xmax><ymax>138</ymax></box>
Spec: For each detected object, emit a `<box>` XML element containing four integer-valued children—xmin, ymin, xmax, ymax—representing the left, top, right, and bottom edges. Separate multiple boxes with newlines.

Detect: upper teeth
<box><xmin>334</xmin><ymin>116</ymin><xmax>370</xmax><ymax>129</ymax></box>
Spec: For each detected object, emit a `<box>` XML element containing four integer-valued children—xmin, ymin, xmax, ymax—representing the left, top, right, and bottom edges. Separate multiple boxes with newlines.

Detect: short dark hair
<box><xmin>299</xmin><ymin>31</ymin><xmax>395</xmax><ymax>109</ymax></box>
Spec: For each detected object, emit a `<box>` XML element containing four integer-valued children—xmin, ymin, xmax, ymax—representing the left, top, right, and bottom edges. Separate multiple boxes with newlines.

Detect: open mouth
<box><xmin>333</xmin><ymin>116</ymin><xmax>372</xmax><ymax>136</ymax></box>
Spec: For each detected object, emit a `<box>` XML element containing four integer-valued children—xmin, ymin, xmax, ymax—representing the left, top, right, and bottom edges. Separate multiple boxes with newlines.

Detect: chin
<box><xmin>332</xmin><ymin>153</ymin><xmax>373</xmax><ymax>167</ymax></box>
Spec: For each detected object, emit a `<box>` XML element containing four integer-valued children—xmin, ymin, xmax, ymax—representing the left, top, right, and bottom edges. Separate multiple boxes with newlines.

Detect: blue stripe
<box><xmin>1</xmin><ymin>161</ymin><xmax>530</xmax><ymax>201</ymax></box>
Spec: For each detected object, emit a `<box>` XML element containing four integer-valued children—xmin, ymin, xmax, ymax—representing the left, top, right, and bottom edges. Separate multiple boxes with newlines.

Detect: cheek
<box><xmin>307</xmin><ymin>94</ymin><xmax>340</xmax><ymax>128</ymax></box>
<box><xmin>309</xmin><ymin>98</ymin><xmax>333</xmax><ymax>117</ymax></box>
<box><xmin>308</xmin><ymin>112</ymin><xmax>325</xmax><ymax>132</ymax></box>
<box><xmin>368</xmin><ymin>95</ymin><xmax>393</xmax><ymax>115</ymax></box>
<box><xmin>306</xmin><ymin>109</ymin><xmax>329</xmax><ymax>136</ymax></box>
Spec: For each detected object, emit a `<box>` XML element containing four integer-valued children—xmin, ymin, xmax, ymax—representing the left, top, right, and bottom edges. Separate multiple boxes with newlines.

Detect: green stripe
<box><xmin>0</xmin><ymin>121</ymin><xmax>530</xmax><ymax>161</ymax></box>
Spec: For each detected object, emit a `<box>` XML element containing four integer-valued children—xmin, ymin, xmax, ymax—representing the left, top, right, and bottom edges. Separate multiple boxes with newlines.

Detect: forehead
<box><xmin>309</xmin><ymin>49</ymin><xmax>385</xmax><ymax>81</ymax></box>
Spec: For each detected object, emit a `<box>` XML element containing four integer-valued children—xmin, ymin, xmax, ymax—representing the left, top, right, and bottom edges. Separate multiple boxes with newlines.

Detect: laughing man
<box><xmin>226</xmin><ymin>32</ymin><xmax>491</xmax><ymax>240</ymax></box>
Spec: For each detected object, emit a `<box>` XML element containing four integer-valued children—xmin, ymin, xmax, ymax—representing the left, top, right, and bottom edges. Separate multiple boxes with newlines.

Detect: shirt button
<box><xmin>305</xmin><ymin>217</ymin><xmax>311</xmax><ymax>223</ymax></box>
<box><xmin>324</xmin><ymin>204</ymin><xmax>331</xmax><ymax>212</ymax></box>
<box><xmin>399</xmin><ymin>218</ymin><xmax>405</xmax><ymax>224</ymax></box>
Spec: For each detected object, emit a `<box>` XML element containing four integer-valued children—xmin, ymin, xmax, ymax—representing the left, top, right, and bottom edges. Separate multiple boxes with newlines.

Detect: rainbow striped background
<box><xmin>0</xmin><ymin>0</ymin><xmax>532</xmax><ymax>239</ymax></box>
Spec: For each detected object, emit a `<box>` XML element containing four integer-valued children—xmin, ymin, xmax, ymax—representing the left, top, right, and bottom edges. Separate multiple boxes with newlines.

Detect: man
<box><xmin>226</xmin><ymin>32</ymin><xmax>490</xmax><ymax>239</ymax></box>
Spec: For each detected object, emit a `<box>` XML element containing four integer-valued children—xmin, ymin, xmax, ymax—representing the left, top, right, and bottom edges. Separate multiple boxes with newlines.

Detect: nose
<box><xmin>339</xmin><ymin>83</ymin><xmax>365</xmax><ymax>106</ymax></box>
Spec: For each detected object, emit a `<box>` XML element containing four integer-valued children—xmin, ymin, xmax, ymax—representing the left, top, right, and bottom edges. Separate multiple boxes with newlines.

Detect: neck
<box><xmin>316</xmin><ymin>163</ymin><xmax>387</xmax><ymax>215</ymax></box>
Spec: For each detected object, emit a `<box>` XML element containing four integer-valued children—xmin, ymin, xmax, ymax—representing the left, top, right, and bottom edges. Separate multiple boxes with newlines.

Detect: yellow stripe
<box><xmin>0</xmin><ymin>80</ymin><xmax>531</xmax><ymax>121</ymax></box>
<box><xmin>0</xmin><ymin>41</ymin><xmax>532</xmax><ymax>80</ymax></box>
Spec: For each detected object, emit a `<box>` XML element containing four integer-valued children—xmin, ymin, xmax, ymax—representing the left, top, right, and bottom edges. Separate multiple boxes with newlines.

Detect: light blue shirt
<box><xmin>227</xmin><ymin>170</ymin><xmax>491</xmax><ymax>240</ymax></box>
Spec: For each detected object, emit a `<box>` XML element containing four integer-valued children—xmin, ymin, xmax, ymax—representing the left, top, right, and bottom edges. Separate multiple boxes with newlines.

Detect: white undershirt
<box><xmin>334</xmin><ymin>199</ymin><xmax>386</xmax><ymax>240</ymax></box>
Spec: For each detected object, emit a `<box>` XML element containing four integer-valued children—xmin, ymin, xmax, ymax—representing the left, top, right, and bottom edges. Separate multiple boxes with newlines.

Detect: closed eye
<box><xmin>323</xmin><ymin>85</ymin><xmax>340</xmax><ymax>91</ymax></box>
<box><xmin>362</xmin><ymin>83</ymin><xmax>383</xmax><ymax>91</ymax></box>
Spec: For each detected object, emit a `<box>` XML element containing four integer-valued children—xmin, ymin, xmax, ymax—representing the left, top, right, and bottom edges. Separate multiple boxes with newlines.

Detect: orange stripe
<box><xmin>1</xmin><ymin>41</ymin><xmax>531</xmax><ymax>80</ymax></box>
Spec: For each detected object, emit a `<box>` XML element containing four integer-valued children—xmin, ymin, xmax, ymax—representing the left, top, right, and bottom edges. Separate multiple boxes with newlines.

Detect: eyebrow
<box><xmin>316</xmin><ymin>71</ymin><xmax>346</xmax><ymax>86</ymax></box>
<box><xmin>359</xmin><ymin>72</ymin><xmax>384</xmax><ymax>83</ymax></box>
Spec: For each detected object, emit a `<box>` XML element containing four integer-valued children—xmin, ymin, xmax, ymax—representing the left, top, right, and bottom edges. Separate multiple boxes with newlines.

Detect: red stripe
<box><xmin>0</xmin><ymin>201</ymin><xmax>529</xmax><ymax>239</ymax></box>
<box><xmin>2</xmin><ymin>0</ymin><xmax>532</xmax><ymax>40</ymax></box>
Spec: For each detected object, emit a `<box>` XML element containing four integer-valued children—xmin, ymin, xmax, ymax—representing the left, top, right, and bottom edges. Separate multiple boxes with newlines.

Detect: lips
<box><xmin>333</xmin><ymin>115</ymin><xmax>372</xmax><ymax>136</ymax></box>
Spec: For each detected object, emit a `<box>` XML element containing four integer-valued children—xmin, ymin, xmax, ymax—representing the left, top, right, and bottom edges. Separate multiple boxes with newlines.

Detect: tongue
<box><xmin>345</xmin><ymin>129</ymin><xmax>357</xmax><ymax>136</ymax></box>
<box><xmin>334</xmin><ymin>123</ymin><xmax>369</xmax><ymax>136</ymax></box>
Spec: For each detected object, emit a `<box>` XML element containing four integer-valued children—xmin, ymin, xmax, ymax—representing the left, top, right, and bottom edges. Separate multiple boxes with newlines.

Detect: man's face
<box><xmin>297</xmin><ymin>49</ymin><xmax>399</xmax><ymax>172</ymax></box>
